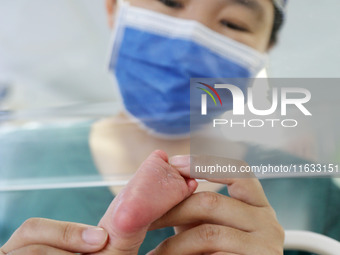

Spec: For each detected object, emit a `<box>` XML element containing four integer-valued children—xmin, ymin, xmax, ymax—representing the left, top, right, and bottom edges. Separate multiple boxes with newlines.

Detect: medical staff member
<box><xmin>90</xmin><ymin>0</ymin><xmax>285</xmax><ymax>194</ymax></box>
<box><xmin>1</xmin><ymin>0</ymin><xmax>288</xmax><ymax>254</ymax></box>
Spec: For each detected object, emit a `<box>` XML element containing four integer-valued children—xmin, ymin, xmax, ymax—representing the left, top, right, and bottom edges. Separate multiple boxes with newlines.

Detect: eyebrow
<box><xmin>225</xmin><ymin>0</ymin><xmax>265</xmax><ymax>18</ymax></box>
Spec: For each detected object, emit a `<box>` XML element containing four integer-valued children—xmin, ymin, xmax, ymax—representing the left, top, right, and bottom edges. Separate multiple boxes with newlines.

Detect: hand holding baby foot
<box><xmin>148</xmin><ymin>155</ymin><xmax>285</xmax><ymax>255</ymax></box>
<box><xmin>93</xmin><ymin>150</ymin><xmax>198</xmax><ymax>255</ymax></box>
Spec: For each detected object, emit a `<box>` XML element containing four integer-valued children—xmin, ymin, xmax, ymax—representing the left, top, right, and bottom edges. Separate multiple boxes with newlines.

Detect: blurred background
<box><xmin>0</xmin><ymin>0</ymin><xmax>116</xmax><ymax>110</ymax></box>
<box><xmin>0</xmin><ymin>0</ymin><xmax>339</xmax><ymax>110</ymax></box>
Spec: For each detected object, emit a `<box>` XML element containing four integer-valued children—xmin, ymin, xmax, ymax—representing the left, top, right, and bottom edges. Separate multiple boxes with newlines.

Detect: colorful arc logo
<box><xmin>197</xmin><ymin>82</ymin><xmax>223</xmax><ymax>115</ymax></box>
<box><xmin>197</xmin><ymin>82</ymin><xmax>222</xmax><ymax>106</ymax></box>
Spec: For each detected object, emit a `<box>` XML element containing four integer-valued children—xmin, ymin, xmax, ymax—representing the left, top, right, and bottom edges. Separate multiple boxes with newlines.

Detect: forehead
<box><xmin>223</xmin><ymin>0</ymin><xmax>269</xmax><ymax>13</ymax></box>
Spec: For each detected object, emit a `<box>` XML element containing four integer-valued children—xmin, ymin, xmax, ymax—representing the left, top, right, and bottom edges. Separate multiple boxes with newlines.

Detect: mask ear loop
<box><xmin>106</xmin><ymin>0</ymin><xmax>129</xmax><ymax>71</ymax></box>
<box><xmin>106</xmin><ymin>0</ymin><xmax>130</xmax><ymax>110</ymax></box>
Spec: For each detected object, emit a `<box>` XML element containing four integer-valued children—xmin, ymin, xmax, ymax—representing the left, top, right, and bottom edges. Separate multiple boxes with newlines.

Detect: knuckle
<box><xmin>273</xmin><ymin>222</ymin><xmax>285</xmax><ymax>242</ymax></box>
<box><xmin>255</xmin><ymin>207</ymin><xmax>273</xmax><ymax>223</ymax></box>
<box><xmin>18</xmin><ymin>218</ymin><xmax>42</xmax><ymax>239</ymax></box>
<box><xmin>60</xmin><ymin>223</ymin><xmax>75</xmax><ymax>245</ymax></box>
<box><xmin>197</xmin><ymin>192</ymin><xmax>220</xmax><ymax>210</ymax></box>
<box><xmin>267</xmin><ymin>206</ymin><xmax>278</xmax><ymax>218</ymax></box>
<box><xmin>229</xmin><ymin>182</ymin><xmax>247</xmax><ymax>197</ymax></box>
<box><xmin>197</xmin><ymin>224</ymin><xmax>220</xmax><ymax>243</ymax></box>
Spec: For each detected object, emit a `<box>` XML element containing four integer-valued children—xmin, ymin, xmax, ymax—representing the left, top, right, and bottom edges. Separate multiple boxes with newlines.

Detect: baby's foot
<box><xmin>94</xmin><ymin>150</ymin><xmax>197</xmax><ymax>255</ymax></box>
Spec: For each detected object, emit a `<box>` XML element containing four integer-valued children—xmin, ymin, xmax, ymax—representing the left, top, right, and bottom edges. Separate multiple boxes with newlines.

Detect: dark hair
<box><xmin>270</xmin><ymin>5</ymin><xmax>284</xmax><ymax>45</ymax></box>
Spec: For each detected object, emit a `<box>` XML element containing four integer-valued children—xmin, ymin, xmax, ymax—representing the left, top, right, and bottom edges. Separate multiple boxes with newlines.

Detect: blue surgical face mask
<box><xmin>108</xmin><ymin>2</ymin><xmax>266</xmax><ymax>138</ymax></box>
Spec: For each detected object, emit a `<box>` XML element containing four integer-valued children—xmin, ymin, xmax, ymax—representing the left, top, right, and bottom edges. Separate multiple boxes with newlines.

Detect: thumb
<box><xmin>170</xmin><ymin>154</ymin><xmax>269</xmax><ymax>207</ymax></box>
<box><xmin>92</xmin><ymin>150</ymin><xmax>197</xmax><ymax>255</ymax></box>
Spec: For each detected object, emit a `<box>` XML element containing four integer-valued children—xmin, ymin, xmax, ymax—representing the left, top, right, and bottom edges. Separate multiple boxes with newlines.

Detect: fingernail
<box><xmin>82</xmin><ymin>227</ymin><xmax>108</xmax><ymax>245</ymax></box>
<box><xmin>169</xmin><ymin>155</ymin><xmax>190</xmax><ymax>168</ymax></box>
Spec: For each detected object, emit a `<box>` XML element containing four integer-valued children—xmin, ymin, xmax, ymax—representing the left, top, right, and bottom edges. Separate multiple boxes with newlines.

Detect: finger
<box><xmin>207</xmin><ymin>177</ymin><xmax>269</xmax><ymax>207</ymax></box>
<box><xmin>170</xmin><ymin>155</ymin><xmax>270</xmax><ymax>207</ymax></box>
<box><xmin>1</xmin><ymin>218</ymin><xmax>108</xmax><ymax>254</ymax></box>
<box><xmin>148</xmin><ymin>224</ymin><xmax>257</xmax><ymax>255</ymax></box>
<box><xmin>6</xmin><ymin>245</ymin><xmax>74</xmax><ymax>255</ymax></box>
<box><xmin>94</xmin><ymin>150</ymin><xmax>197</xmax><ymax>255</ymax></box>
<box><xmin>150</xmin><ymin>192</ymin><xmax>263</xmax><ymax>232</ymax></box>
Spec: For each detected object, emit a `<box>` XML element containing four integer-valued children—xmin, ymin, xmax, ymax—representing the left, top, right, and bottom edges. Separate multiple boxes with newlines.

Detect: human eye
<box><xmin>220</xmin><ymin>19</ymin><xmax>249</xmax><ymax>32</ymax></box>
<box><xmin>157</xmin><ymin>0</ymin><xmax>183</xmax><ymax>9</ymax></box>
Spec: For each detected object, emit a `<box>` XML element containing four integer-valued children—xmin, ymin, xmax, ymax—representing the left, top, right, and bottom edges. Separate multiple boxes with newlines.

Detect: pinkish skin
<box><xmin>92</xmin><ymin>150</ymin><xmax>198</xmax><ymax>255</ymax></box>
